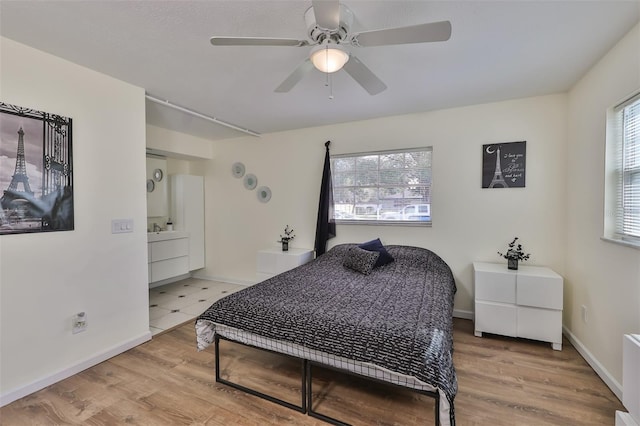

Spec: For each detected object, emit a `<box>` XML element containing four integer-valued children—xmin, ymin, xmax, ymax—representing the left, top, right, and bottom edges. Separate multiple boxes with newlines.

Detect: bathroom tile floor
<box><xmin>149</xmin><ymin>277</ymin><xmax>244</xmax><ymax>336</ymax></box>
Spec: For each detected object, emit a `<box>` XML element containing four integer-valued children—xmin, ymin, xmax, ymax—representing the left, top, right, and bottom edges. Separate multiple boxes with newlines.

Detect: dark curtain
<box><xmin>314</xmin><ymin>141</ymin><xmax>336</xmax><ymax>257</ymax></box>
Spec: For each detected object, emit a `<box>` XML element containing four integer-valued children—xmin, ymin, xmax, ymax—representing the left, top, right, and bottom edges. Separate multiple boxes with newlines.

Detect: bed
<box><xmin>195</xmin><ymin>243</ymin><xmax>457</xmax><ymax>426</ymax></box>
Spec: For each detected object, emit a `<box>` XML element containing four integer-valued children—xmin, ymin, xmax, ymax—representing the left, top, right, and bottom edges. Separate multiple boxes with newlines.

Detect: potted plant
<box><xmin>278</xmin><ymin>225</ymin><xmax>295</xmax><ymax>252</ymax></box>
<box><xmin>498</xmin><ymin>237</ymin><xmax>530</xmax><ymax>270</ymax></box>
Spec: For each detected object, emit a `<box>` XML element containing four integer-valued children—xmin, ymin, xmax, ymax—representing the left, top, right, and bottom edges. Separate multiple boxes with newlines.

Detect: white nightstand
<box><xmin>473</xmin><ymin>262</ymin><xmax>564</xmax><ymax>350</ymax></box>
<box><xmin>257</xmin><ymin>247</ymin><xmax>314</xmax><ymax>281</ymax></box>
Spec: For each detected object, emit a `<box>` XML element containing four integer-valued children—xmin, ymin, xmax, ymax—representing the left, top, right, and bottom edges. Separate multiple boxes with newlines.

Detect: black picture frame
<box><xmin>482</xmin><ymin>141</ymin><xmax>526</xmax><ymax>188</ymax></box>
<box><xmin>0</xmin><ymin>102</ymin><xmax>74</xmax><ymax>235</ymax></box>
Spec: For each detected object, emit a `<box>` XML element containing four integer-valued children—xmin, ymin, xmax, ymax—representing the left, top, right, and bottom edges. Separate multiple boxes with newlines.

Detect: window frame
<box><xmin>604</xmin><ymin>91</ymin><xmax>640</xmax><ymax>248</ymax></box>
<box><xmin>331</xmin><ymin>147</ymin><xmax>433</xmax><ymax>227</ymax></box>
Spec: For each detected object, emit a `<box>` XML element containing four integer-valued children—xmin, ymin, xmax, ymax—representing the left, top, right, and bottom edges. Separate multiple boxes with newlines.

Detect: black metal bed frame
<box><xmin>214</xmin><ymin>334</ymin><xmax>441</xmax><ymax>426</ymax></box>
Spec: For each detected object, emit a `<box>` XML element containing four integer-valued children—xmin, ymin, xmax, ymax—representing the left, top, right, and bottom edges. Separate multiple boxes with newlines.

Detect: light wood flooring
<box><xmin>0</xmin><ymin>318</ymin><xmax>624</xmax><ymax>425</ymax></box>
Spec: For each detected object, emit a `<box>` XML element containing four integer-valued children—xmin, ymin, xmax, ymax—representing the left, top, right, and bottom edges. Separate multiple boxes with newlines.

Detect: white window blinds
<box><xmin>615</xmin><ymin>93</ymin><xmax>640</xmax><ymax>241</ymax></box>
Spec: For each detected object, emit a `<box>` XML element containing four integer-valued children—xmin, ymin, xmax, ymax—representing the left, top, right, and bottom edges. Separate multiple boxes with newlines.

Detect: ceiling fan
<box><xmin>210</xmin><ymin>0</ymin><xmax>451</xmax><ymax>95</ymax></box>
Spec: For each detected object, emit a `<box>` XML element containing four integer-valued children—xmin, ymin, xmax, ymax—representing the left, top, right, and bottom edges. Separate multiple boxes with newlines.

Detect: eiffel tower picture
<box><xmin>488</xmin><ymin>145</ymin><xmax>508</xmax><ymax>188</ymax></box>
<box><xmin>0</xmin><ymin>101</ymin><xmax>74</xmax><ymax>234</ymax></box>
<box><xmin>1</xmin><ymin>127</ymin><xmax>34</xmax><ymax>206</ymax></box>
<box><xmin>482</xmin><ymin>141</ymin><xmax>527</xmax><ymax>189</ymax></box>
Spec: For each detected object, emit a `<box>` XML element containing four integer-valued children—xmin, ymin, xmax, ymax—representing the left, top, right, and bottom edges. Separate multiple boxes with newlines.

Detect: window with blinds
<box><xmin>331</xmin><ymin>147</ymin><xmax>432</xmax><ymax>225</ymax></box>
<box><xmin>609</xmin><ymin>92</ymin><xmax>640</xmax><ymax>244</ymax></box>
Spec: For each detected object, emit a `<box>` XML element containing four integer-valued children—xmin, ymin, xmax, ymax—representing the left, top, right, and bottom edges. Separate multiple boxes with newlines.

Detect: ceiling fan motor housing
<box><xmin>304</xmin><ymin>4</ymin><xmax>353</xmax><ymax>44</ymax></box>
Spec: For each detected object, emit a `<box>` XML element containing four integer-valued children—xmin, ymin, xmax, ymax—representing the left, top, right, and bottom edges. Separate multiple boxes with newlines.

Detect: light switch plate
<box><xmin>111</xmin><ymin>219</ymin><xmax>134</xmax><ymax>234</ymax></box>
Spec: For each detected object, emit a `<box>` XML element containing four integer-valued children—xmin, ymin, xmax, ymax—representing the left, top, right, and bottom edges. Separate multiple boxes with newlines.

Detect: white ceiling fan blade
<box><xmin>312</xmin><ymin>0</ymin><xmax>340</xmax><ymax>31</ymax></box>
<box><xmin>351</xmin><ymin>21</ymin><xmax>452</xmax><ymax>47</ymax></box>
<box><xmin>275</xmin><ymin>59</ymin><xmax>315</xmax><ymax>92</ymax></box>
<box><xmin>210</xmin><ymin>37</ymin><xmax>309</xmax><ymax>47</ymax></box>
<box><xmin>342</xmin><ymin>56</ymin><xmax>387</xmax><ymax>95</ymax></box>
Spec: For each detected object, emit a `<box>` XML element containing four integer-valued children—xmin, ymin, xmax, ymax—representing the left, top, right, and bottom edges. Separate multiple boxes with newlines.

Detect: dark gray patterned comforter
<box><xmin>196</xmin><ymin>244</ymin><xmax>457</xmax><ymax>424</ymax></box>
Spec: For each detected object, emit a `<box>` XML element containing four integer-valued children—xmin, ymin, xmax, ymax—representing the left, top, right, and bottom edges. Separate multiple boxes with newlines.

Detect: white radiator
<box><xmin>617</xmin><ymin>334</ymin><xmax>640</xmax><ymax>426</ymax></box>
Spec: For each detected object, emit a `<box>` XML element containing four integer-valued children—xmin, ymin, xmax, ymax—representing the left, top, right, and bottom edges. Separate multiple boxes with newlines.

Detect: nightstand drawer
<box><xmin>475</xmin><ymin>301</ymin><xmax>517</xmax><ymax>337</ymax></box>
<box><xmin>517</xmin><ymin>274</ymin><xmax>563</xmax><ymax>310</ymax></box>
<box><xmin>517</xmin><ymin>306</ymin><xmax>562</xmax><ymax>343</ymax></box>
<box><xmin>475</xmin><ymin>270</ymin><xmax>516</xmax><ymax>303</ymax></box>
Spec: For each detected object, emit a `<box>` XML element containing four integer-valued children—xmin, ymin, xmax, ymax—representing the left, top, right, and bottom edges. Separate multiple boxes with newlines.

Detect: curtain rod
<box><xmin>145</xmin><ymin>94</ymin><xmax>261</xmax><ymax>137</ymax></box>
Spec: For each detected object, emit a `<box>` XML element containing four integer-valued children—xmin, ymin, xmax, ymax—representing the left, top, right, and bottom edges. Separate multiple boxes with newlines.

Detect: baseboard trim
<box><xmin>616</xmin><ymin>411</ymin><xmax>639</xmax><ymax>426</ymax></box>
<box><xmin>0</xmin><ymin>331</ymin><xmax>152</xmax><ymax>407</ymax></box>
<box><xmin>190</xmin><ymin>273</ymin><xmax>257</xmax><ymax>287</ymax></box>
<box><xmin>562</xmin><ymin>325</ymin><xmax>622</xmax><ymax>400</ymax></box>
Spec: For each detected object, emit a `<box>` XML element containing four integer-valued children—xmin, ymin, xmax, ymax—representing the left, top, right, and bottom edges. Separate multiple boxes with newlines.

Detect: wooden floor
<box><xmin>0</xmin><ymin>318</ymin><xmax>624</xmax><ymax>425</ymax></box>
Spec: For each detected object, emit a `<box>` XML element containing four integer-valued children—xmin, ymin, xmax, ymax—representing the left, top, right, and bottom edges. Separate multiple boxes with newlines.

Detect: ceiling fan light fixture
<box><xmin>310</xmin><ymin>43</ymin><xmax>349</xmax><ymax>73</ymax></box>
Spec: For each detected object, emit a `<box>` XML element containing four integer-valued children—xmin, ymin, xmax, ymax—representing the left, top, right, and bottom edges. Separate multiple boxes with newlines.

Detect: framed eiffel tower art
<box><xmin>0</xmin><ymin>102</ymin><xmax>73</xmax><ymax>235</ymax></box>
<box><xmin>482</xmin><ymin>141</ymin><xmax>526</xmax><ymax>189</ymax></box>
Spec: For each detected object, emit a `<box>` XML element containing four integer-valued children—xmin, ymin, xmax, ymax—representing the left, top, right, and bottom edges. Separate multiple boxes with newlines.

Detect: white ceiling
<box><xmin>1</xmin><ymin>1</ymin><xmax>638</xmax><ymax>141</ymax></box>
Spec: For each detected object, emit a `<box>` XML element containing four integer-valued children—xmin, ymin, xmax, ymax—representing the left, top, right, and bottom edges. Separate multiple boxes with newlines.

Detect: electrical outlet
<box><xmin>72</xmin><ymin>312</ymin><xmax>88</xmax><ymax>334</ymax></box>
<box><xmin>581</xmin><ymin>305</ymin><xmax>588</xmax><ymax>323</ymax></box>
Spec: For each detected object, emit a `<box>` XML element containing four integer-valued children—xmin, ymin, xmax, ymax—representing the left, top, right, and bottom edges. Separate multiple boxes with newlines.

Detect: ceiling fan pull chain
<box><xmin>329</xmin><ymin>74</ymin><xmax>334</xmax><ymax>100</ymax></box>
<box><xmin>324</xmin><ymin>46</ymin><xmax>334</xmax><ymax>99</ymax></box>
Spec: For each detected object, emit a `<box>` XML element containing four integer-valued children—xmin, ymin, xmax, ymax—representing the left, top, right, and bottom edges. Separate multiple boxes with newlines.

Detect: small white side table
<box><xmin>473</xmin><ymin>262</ymin><xmax>564</xmax><ymax>350</ymax></box>
<box><xmin>257</xmin><ymin>247</ymin><xmax>314</xmax><ymax>281</ymax></box>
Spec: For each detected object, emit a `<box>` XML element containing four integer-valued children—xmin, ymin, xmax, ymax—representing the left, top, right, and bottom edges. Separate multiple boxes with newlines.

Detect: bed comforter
<box><xmin>196</xmin><ymin>243</ymin><xmax>457</xmax><ymax>425</ymax></box>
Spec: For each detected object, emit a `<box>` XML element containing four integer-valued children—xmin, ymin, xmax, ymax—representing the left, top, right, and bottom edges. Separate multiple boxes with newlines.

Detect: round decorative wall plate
<box><xmin>256</xmin><ymin>186</ymin><xmax>271</xmax><ymax>203</ymax></box>
<box><xmin>152</xmin><ymin>168</ymin><xmax>163</xmax><ymax>182</ymax></box>
<box><xmin>243</xmin><ymin>173</ymin><xmax>257</xmax><ymax>190</ymax></box>
<box><xmin>146</xmin><ymin>179</ymin><xmax>155</xmax><ymax>192</ymax></box>
<box><xmin>231</xmin><ymin>162</ymin><xmax>245</xmax><ymax>178</ymax></box>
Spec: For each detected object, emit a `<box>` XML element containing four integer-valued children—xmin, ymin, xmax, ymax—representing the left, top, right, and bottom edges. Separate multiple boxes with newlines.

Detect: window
<box><xmin>605</xmin><ymin>92</ymin><xmax>640</xmax><ymax>246</ymax></box>
<box><xmin>331</xmin><ymin>147</ymin><xmax>432</xmax><ymax>225</ymax></box>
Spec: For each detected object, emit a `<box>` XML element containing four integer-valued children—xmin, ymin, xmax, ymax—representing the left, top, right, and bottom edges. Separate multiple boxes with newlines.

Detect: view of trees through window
<box><xmin>331</xmin><ymin>148</ymin><xmax>432</xmax><ymax>224</ymax></box>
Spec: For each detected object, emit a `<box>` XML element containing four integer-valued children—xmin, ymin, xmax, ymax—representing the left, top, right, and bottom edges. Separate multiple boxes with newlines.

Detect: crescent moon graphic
<box><xmin>486</xmin><ymin>146</ymin><xmax>495</xmax><ymax>154</ymax></box>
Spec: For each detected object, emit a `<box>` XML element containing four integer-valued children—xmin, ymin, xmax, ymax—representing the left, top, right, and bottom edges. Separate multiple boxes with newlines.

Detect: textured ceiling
<box><xmin>1</xmin><ymin>1</ymin><xmax>639</xmax><ymax>140</ymax></box>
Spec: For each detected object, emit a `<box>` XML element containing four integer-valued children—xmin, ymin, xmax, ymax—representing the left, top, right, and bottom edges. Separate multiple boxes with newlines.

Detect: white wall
<box><xmin>198</xmin><ymin>94</ymin><xmax>568</xmax><ymax>315</ymax></box>
<box><xmin>146</xmin><ymin>124</ymin><xmax>213</xmax><ymax>160</ymax></box>
<box><xmin>565</xmin><ymin>23</ymin><xmax>640</xmax><ymax>393</ymax></box>
<box><xmin>0</xmin><ymin>38</ymin><xmax>150</xmax><ymax>405</ymax></box>
<box><xmin>146</xmin><ymin>156</ymin><xmax>168</xmax><ymax>218</ymax></box>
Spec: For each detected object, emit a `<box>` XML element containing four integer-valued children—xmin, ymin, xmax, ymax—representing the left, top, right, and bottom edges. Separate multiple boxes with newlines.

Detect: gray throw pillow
<box><xmin>343</xmin><ymin>246</ymin><xmax>380</xmax><ymax>275</ymax></box>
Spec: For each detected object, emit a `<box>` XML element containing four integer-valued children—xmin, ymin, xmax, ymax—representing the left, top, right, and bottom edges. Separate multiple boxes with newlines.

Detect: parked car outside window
<box><xmin>380</xmin><ymin>204</ymin><xmax>430</xmax><ymax>221</ymax></box>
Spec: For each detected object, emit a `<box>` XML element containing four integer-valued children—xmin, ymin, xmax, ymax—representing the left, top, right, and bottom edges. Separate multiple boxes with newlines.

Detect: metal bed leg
<box><xmin>214</xmin><ymin>336</ymin><xmax>442</xmax><ymax>426</ymax></box>
<box><xmin>306</xmin><ymin>361</ymin><xmax>351</xmax><ymax>426</ymax></box>
<box><xmin>214</xmin><ymin>334</ymin><xmax>307</xmax><ymax>413</ymax></box>
<box><xmin>301</xmin><ymin>359</ymin><xmax>307</xmax><ymax>413</ymax></box>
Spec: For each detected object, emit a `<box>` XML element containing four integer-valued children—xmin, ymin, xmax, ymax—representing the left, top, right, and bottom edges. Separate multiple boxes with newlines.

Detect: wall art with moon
<box><xmin>482</xmin><ymin>141</ymin><xmax>526</xmax><ymax>188</ymax></box>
